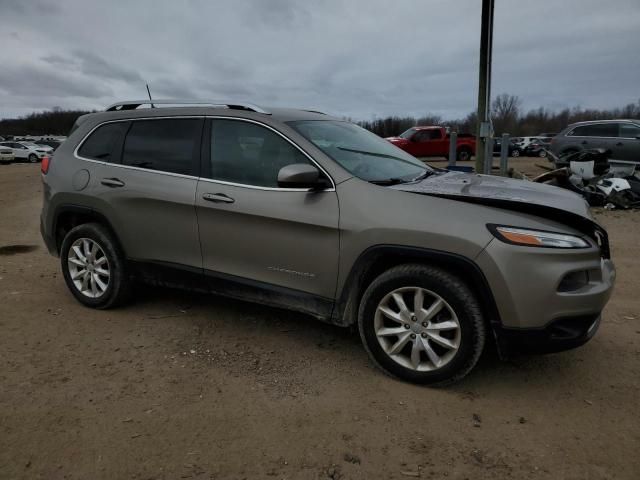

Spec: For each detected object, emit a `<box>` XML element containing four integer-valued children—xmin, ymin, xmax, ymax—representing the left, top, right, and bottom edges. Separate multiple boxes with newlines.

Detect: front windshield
<box><xmin>22</xmin><ymin>143</ymin><xmax>39</xmax><ymax>148</ymax></box>
<box><xmin>288</xmin><ymin>120</ymin><xmax>430</xmax><ymax>182</ymax></box>
<box><xmin>399</xmin><ymin>128</ymin><xmax>417</xmax><ymax>139</ymax></box>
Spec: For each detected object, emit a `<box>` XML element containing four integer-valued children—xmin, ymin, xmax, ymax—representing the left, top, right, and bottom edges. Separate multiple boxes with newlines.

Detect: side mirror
<box><xmin>277</xmin><ymin>163</ymin><xmax>326</xmax><ymax>189</ymax></box>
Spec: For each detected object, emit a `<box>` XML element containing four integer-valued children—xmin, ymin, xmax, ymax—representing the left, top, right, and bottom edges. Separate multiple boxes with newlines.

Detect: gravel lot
<box><xmin>1</xmin><ymin>160</ymin><xmax>639</xmax><ymax>479</ymax></box>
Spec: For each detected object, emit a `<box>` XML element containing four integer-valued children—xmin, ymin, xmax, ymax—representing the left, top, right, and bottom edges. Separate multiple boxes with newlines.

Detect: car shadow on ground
<box><xmin>127</xmin><ymin>282</ymin><xmax>587</xmax><ymax>392</ymax></box>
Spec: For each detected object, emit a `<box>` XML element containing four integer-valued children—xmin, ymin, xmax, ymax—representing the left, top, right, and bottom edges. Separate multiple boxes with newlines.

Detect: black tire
<box><xmin>28</xmin><ymin>154</ymin><xmax>38</xmax><ymax>163</ymax></box>
<box><xmin>511</xmin><ymin>149</ymin><xmax>520</xmax><ymax>158</ymax></box>
<box><xmin>358</xmin><ymin>264</ymin><xmax>485</xmax><ymax>386</ymax></box>
<box><xmin>60</xmin><ymin>222</ymin><xmax>131</xmax><ymax>309</ymax></box>
<box><xmin>538</xmin><ymin>150</ymin><xmax>547</xmax><ymax>158</ymax></box>
<box><xmin>456</xmin><ymin>148</ymin><xmax>472</xmax><ymax>162</ymax></box>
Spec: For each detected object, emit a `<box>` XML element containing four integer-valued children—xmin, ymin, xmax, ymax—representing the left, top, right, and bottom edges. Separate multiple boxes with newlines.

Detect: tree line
<box><xmin>357</xmin><ymin>95</ymin><xmax>640</xmax><ymax>138</ymax></box>
<box><xmin>1</xmin><ymin>96</ymin><xmax>639</xmax><ymax>138</ymax></box>
<box><xmin>0</xmin><ymin>108</ymin><xmax>93</xmax><ymax>137</ymax></box>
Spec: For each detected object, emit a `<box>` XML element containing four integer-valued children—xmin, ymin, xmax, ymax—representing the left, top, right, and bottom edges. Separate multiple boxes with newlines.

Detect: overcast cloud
<box><xmin>0</xmin><ymin>0</ymin><xmax>638</xmax><ymax>120</ymax></box>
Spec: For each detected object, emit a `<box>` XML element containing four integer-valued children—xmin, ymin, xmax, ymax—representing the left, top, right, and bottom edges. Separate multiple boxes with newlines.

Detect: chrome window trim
<box><xmin>566</xmin><ymin>122</ymin><xmax>622</xmax><ymax>139</ymax></box>
<box><xmin>73</xmin><ymin>116</ymin><xmax>203</xmax><ymax>180</ymax></box>
<box><xmin>73</xmin><ymin>115</ymin><xmax>336</xmax><ymax>192</ymax></box>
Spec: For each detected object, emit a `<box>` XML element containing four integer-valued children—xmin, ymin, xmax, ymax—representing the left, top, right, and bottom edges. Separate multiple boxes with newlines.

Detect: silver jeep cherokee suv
<box><xmin>40</xmin><ymin>100</ymin><xmax>616</xmax><ymax>385</ymax></box>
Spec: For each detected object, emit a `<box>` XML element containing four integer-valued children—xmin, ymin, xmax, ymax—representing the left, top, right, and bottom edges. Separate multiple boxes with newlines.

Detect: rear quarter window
<box><xmin>77</xmin><ymin>122</ymin><xmax>129</xmax><ymax>163</ymax></box>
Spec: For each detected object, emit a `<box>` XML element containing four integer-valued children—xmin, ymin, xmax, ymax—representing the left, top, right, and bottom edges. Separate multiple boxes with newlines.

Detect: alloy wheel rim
<box><xmin>67</xmin><ymin>238</ymin><xmax>110</xmax><ymax>298</ymax></box>
<box><xmin>374</xmin><ymin>287</ymin><xmax>461</xmax><ymax>371</ymax></box>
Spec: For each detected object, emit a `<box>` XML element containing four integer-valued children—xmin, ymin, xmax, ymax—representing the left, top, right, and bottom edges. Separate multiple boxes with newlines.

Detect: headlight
<box><xmin>488</xmin><ymin>225</ymin><xmax>590</xmax><ymax>249</ymax></box>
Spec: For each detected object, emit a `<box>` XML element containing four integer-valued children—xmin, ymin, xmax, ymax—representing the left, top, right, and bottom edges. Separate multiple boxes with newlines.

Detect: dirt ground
<box><xmin>1</xmin><ymin>159</ymin><xmax>638</xmax><ymax>480</ymax></box>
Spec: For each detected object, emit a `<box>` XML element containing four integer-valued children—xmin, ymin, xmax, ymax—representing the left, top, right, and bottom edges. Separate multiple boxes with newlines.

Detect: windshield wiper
<box><xmin>337</xmin><ymin>146</ymin><xmax>414</xmax><ymax>164</ymax></box>
<box><xmin>411</xmin><ymin>170</ymin><xmax>435</xmax><ymax>182</ymax></box>
<box><xmin>368</xmin><ymin>178</ymin><xmax>409</xmax><ymax>186</ymax></box>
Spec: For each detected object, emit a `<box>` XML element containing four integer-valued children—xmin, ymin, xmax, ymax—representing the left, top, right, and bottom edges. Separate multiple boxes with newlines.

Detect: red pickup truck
<box><xmin>386</xmin><ymin>126</ymin><xmax>476</xmax><ymax>161</ymax></box>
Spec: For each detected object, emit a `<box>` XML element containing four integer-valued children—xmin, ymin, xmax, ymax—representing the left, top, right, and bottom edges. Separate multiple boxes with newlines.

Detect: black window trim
<box><xmin>74</xmin><ymin>116</ymin><xmax>205</xmax><ymax>179</ymax></box>
<box><xmin>199</xmin><ymin>116</ymin><xmax>336</xmax><ymax>192</ymax></box>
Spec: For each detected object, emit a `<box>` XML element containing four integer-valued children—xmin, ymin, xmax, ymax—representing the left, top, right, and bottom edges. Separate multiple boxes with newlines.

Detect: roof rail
<box><xmin>105</xmin><ymin>100</ymin><xmax>270</xmax><ymax>114</ymax></box>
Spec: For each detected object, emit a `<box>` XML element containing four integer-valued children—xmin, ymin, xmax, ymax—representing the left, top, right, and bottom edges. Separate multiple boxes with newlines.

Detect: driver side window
<box><xmin>413</xmin><ymin>131</ymin><xmax>430</xmax><ymax>142</ymax></box>
<box><xmin>209</xmin><ymin>119</ymin><xmax>311</xmax><ymax>188</ymax></box>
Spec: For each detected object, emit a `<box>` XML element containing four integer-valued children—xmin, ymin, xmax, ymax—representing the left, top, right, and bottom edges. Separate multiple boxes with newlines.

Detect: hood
<box><xmin>391</xmin><ymin>171</ymin><xmax>592</xmax><ymax>218</ymax></box>
<box><xmin>390</xmin><ymin>171</ymin><xmax>608</xmax><ymax>251</ymax></box>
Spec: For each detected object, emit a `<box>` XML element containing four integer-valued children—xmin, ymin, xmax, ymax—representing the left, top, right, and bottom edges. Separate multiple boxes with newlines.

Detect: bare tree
<box><xmin>491</xmin><ymin>93</ymin><xmax>521</xmax><ymax>135</ymax></box>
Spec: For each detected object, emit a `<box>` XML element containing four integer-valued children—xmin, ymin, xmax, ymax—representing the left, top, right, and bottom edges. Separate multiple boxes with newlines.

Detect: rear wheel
<box><xmin>60</xmin><ymin>223</ymin><xmax>131</xmax><ymax>309</ymax></box>
<box><xmin>538</xmin><ymin>150</ymin><xmax>547</xmax><ymax>158</ymax></box>
<box><xmin>28</xmin><ymin>154</ymin><xmax>38</xmax><ymax>163</ymax></box>
<box><xmin>456</xmin><ymin>148</ymin><xmax>472</xmax><ymax>162</ymax></box>
<box><xmin>358</xmin><ymin>264</ymin><xmax>486</xmax><ymax>385</ymax></box>
<box><xmin>511</xmin><ymin>149</ymin><xmax>520</xmax><ymax>157</ymax></box>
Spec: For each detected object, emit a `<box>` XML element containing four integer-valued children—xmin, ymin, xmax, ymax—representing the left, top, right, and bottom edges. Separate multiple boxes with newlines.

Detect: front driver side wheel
<box><xmin>358</xmin><ymin>264</ymin><xmax>486</xmax><ymax>385</ymax></box>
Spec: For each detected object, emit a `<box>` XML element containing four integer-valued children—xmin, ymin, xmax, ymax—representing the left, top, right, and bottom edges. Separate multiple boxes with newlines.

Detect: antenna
<box><xmin>145</xmin><ymin>84</ymin><xmax>155</xmax><ymax>108</ymax></box>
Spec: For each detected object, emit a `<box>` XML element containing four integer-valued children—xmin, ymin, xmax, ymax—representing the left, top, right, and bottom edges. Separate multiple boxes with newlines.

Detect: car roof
<box><xmin>569</xmin><ymin>119</ymin><xmax>640</xmax><ymax>126</ymax></box>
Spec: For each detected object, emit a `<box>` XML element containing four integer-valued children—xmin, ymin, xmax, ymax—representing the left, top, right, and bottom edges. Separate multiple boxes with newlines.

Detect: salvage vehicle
<box><xmin>493</xmin><ymin>138</ymin><xmax>521</xmax><ymax>157</ymax></box>
<box><xmin>550</xmin><ymin>120</ymin><xmax>640</xmax><ymax>162</ymax></box>
<box><xmin>524</xmin><ymin>138</ymin><xmax>552</xmax><ymax>157</ymax></box>
<box><xmin>0</xmin><ymin>141</ymin><xmax>53</xmax><ymax>163</ymax></box>
<box><xmin>515</xmin><ymin>136</ymin><xmax>543</xmax><ymax>150</ymax></box>
<box><xmin>385</xmin><ymin>126</ymin><xmax>476</xmax><ymax>161</ymax></box>
<box><xmin>0</xmin><ymin>145</ymin><xmax>15</xmax><ymax>163</ymax></box>
<box><xmin>40</xmin><ymin>100</ymin><xmax>615</xmax><ymax>385</ymax></box>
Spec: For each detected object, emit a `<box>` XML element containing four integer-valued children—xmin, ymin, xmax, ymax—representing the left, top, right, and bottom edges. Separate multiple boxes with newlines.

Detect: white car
<box><xmin>0</xmin><ymin>145</ymin><xmax>15</xmax><ymax>163</ymax></box>
<box><xmin>0</xmin><ymin>141</ymin><xmax>53</xmax><ymax>163</ymax></box>
<box><xmin>514</xmin><ymin>136</ymin><xmax>544</xmax><ymax>150</ymax></box>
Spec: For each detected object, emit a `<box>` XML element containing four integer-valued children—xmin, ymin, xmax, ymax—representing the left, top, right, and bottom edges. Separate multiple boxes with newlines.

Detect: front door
<box><xmin>195</xmin><ymin>118</ymin><xmax>340</xmax><ymax>302</ymax></box>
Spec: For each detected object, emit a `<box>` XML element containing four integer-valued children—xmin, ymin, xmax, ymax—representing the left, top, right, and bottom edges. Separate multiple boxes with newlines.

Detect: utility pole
<box><xmin>475</xmin><ymin>0</ymin><xmax>495</xmax><ymax>174</ymax></box>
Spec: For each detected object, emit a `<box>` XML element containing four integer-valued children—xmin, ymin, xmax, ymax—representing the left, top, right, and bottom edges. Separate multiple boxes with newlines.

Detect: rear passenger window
<box><xmin>619</xmin><ymin>123</ymin><xmax>640</xmax><ymax>138</ymax></box>
<box><xmin>121</xmin><ymin>118</ymin><xmax>201</xmax><ymax>175</ymax></box>
<box><xmin>78</xmin><ymin>122</ymin><xmax>129</xmax><ymax>162</ymax></box>
<box><xmin>208</xmin><ymin>119</ymin><xmax>311</xmax><ymax>187</ymax></box>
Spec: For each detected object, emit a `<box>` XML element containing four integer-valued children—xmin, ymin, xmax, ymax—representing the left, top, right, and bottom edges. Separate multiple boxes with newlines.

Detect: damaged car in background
<box><xmin>41</xmin><ymin>101</ymin><xmax>615</xmax><ymax>385</ymax></box>
<box><xmin>535</xmin><ymin>148</ymin><xmax>640</xmax><ymax>209</ymax></box>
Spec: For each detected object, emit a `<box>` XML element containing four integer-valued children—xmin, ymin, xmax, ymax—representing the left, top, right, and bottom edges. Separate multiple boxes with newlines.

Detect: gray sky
<box><xmin>0</xmin><ymin>0</ymin><xmax>638</xmax><ymax>120</ymax></box>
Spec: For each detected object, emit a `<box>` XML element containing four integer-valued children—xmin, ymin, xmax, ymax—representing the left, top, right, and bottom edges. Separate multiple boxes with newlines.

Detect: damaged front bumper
<box><xmin>493</xmin><ymin>313</ymin><xmax>602</xmax><ymax>355</ymax></box>
<box><xmin>476</xmin><ymin>236</ymin><xmax>616</xmax><ymax>355</ymax></box>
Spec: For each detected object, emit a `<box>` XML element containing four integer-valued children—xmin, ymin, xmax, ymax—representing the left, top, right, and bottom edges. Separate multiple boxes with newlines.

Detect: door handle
<box><xmin>101</xmin><ymin>178</ymin><xmax>125</xmax><ymax>188</ymax></box>
<box><xmin>581</xmin><ymin>141</ymin><xmax>588</xmax><ymax>145</ymax></box>
<box><xmin>616</xmin><ymin>142</ymin><xmax>624</xmax><ymax>146</ymax></box>
<box><xmin>202</xmin><ymin>193</ymin><xmax>235</xmax><ymax>204</ymax></box>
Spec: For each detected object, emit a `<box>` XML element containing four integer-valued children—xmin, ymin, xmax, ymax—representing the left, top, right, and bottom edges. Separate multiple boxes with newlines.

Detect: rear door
<box><xmin>614</xmin><ymin>122</ymin><xmax>640</xmax><ymax>161</ymax></box>
<box><xmin>568</xmin><ymin>123</ymin><xmax>617</xmax><ymax>153</ymax></box>
<box><xmin>79</xmin><ymin>117</ymin><xmax>204</xmax><ymax>268</ymax></box>
<box><xmin>195</xmin><ymin>118</ymin><xmax>340</xmax><ymax>301</ymax></box>
<box><xmin>9</xmin><ymin>143</ymin><xmax>28</xmax><ymax>160</ymax></box>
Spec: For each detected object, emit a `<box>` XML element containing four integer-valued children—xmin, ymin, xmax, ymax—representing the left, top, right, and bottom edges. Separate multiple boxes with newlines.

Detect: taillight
<box><xmin>41</xmin><ymin>156</ymin><xmax>51</xmax><ymax>174</ymax></box>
